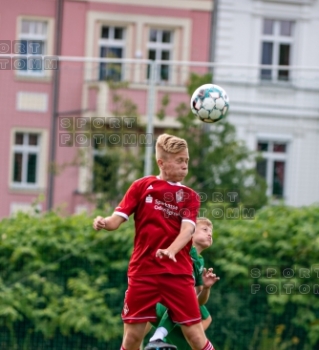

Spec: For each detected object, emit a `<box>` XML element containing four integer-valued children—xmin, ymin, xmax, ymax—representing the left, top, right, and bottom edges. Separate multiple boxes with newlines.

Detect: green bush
<box><xmin>0</xmin><ymin>211</ymin><xmax>133</xmax><ymax>349</ymax></box>
<box><xmin>203</xmin><ymin>204</ymin><xmax>319</xmax><ymax>350</ymax></box>
<box><xmin>0</xmin><ymin>205</ymin><xmax>319</xmax><ymax>349</ymax></box>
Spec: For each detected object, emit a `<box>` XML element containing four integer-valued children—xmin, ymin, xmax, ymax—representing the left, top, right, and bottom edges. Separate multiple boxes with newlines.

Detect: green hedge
<box><xmin>203</xmin><ymin>204</ymin><xmax>319</xmax><ymax>350</ymax></box>
<box><xmin>0</xmin><ymin>205</ymin><xmax>319</xmax><ymax>349</ymax></box>
<box><xmin>0</xmin><ymin>211</ymin><xmax>133</xmax><ymax>349</ymax></box>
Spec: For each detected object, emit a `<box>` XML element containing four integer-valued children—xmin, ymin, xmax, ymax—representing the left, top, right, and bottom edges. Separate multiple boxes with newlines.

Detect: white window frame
<box><xmin>85</xmin><ymin>12</ymin><xmax>191</xmax><ymax>85</ymax></box>
<box><xmin>17</xmin><ymin>19</ymin><xmax>48</xmax><ymax>77</ymax></box>
<box><xmin>98</xmin><ymin>25</ymin><xmax>126</xmax><ymax>81</ymax></box>
<box><xmin>257</xmin><ymin>140</ymin><xmax>289</xmax><ymax>199</ymax></box>
<box><xmin>9</xmin><ymin>128</ymin><xmax>48</xmax><ymax>191</ymax></box>
<box><xmin>12</xmin><ymin>132</ymin><xmax>41</xmax><ymax>189</ymax></box>
<box><xmin>260</xmin><ymin>19</ymin><xmax>294</xmax><ymax>82</ymax></box>
<box><xmin>147</xmin><ymin>28</ymin><xmax>174</xmax><ymax>83</ymax></box>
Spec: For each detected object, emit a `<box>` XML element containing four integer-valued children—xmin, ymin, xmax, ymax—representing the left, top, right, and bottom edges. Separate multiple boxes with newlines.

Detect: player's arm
<box><xmin>202</xmin><ymin>315</ymin><xmax>212</xmax><ymax>331</ymax></box>
<box><xmin>156</xmin><ymin>221</ymin><xmax>195</xmax><ymax>262</ymax></box>
<box><xmin>195</xmin><ymin>285</ymin><xmax>203</xmax><ymax>296</ymax></box>
<box><xmin>198</xmin><ymin>268</ymin><xmax>220</xmax><ymax>305</ymax></box>
<box><xmin>196</xmin><ymin>284</ymin><xmax>211</xmax><ymax>306</ymax></box>
<box><xmin>93</xmin><ymin>180</ymin><xmax>140</xmax><ymax>231</ymax></box>
<box><xmin>157</xmin><ymin>191</ymin><xmax>199</xmax><ymax>262</ymax></box>
<box><xmin>198</xmin><ymin>285</ymin><xmax>211</xmax><ymax>306</ymax></box>
<box><xmin>93</xmin><ymin>213</ymin><xmax>126</xmax><ymax>231</ymax></box>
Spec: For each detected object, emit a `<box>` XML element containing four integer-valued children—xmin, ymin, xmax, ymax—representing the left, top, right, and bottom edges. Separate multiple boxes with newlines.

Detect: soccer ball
<box><xmin>190</xmin><ymin>84</ymin><xmax>230</xmax><ymax>123</ymax></box>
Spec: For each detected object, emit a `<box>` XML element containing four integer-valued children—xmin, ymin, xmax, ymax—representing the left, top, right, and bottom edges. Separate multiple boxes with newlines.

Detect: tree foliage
<box><xmin>88</xmin><ymin>81</ymin><xmax>144</xmax><ymax>208</ymax></box>
<box><xmin>203</xmin><ymin>203</ymin><xmax>319</xmax><ymax>350</ymax></box>
<box><xmin>1</xmin><ymin>205</ymin><xmax>319</xmax><ymax>349</ymax></box>
<box><xmin>158</xmin><ymin>72</ymin><xmax>267</xmax><ymax>209</ymax></box>
<box><xmin>88</xmin><ymin>73</ymin><xmax>267</xmax><ymax>211</ymax></box>
<box><xmin>0</xmin><ymin>210</ymin><xmax>133</xmax><ymax>349</ymax></box>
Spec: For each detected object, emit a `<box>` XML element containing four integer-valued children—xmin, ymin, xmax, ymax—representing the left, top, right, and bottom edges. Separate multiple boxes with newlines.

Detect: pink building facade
<box><xmin>0</xmin><ymin>0</ymin><xmax>213</xmax><ymax>218</ymax></box>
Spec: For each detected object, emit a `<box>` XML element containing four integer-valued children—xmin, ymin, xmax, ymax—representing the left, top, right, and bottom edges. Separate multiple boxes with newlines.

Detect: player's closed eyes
<box><xmin>177</xmin><ymin>159</ymin><xmax>188</xmax><ymax>164</ymax></box>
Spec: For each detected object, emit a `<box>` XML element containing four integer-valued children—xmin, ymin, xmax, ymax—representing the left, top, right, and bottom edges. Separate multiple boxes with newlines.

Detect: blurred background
<box><xmin>1</xmin><ymin>0</ymin><xmax>319</xmax><ymax>349</ymax></box>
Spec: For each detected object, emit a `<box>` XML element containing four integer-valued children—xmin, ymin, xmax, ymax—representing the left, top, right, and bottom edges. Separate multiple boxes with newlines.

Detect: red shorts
<box><xmin>121</xmin><ymin>274</ymin><xmax>201</xmax><ymax>326</ymax></box>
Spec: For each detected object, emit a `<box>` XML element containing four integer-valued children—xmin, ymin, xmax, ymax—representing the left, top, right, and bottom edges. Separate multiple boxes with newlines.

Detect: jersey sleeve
<box><xmin>113</xmin><ymin>180</ymin><xmax>141</xmax><ymax>220</ymax></box>
<box><xmin>181</xmin><ymin>190</ymin><xmax>200</xmax><ymax>226</ymax></box>
<box><xmin>199</xmin><ymin>305</ymin><xmax>211</xmax><ymax>320</ymax></box>
<box><xmin>194</xmin><ymin>259</ymin><xmax>203</xmax><ymax>286</ymax></box>
<box><xmin>190</xmin><ymin>247</ymin><xmax>203</xmax><ymax>287</ymax></box>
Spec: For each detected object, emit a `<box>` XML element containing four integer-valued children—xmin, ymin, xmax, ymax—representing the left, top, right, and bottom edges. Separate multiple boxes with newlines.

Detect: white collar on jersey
<box><xmin>156</xmin><ymin>175</ymin><xmax>183</xmax><ymax>186</ymax></box>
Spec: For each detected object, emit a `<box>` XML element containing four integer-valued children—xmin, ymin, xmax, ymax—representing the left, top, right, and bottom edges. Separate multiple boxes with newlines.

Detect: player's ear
<box><xmin>157</xmin><ymin>159</ymin><xmax>164</xmax><ymax>168</ymax></box>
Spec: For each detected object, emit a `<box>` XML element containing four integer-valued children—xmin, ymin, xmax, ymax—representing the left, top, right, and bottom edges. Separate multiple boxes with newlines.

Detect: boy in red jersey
<box><xmin>93</xmin><ymin>134</ymin><xmax>215</xmax><ymax>350</ymax></box>
<box><xmin>145</xmin><ymin>217</ymin><xmax>219</xmax><ymax>350</ymax></box>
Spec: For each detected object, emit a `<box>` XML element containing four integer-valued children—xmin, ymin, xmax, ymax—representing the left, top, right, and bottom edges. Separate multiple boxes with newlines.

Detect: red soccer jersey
<box><xmin>114</xmin><ymin>176</ymin><xmax>200</xmax><ymax>277</ymax></box>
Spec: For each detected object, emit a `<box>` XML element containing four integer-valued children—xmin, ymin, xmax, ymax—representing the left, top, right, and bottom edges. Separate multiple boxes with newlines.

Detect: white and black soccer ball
<box><xmin>190</xmin><ymin>84</ymin><xmax>230</xmax><ymax>123</ymax></box>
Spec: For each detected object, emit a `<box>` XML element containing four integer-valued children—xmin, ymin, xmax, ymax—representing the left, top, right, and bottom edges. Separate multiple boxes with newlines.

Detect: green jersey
<box><xmin>190</xmin><ymin>246</ymin><xmax>204</xmax><ymax>287</ymax></box>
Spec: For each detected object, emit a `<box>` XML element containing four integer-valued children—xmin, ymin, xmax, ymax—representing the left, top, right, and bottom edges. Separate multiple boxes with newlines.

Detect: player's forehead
<box><xmin>169</xmin><ymin>149</ymin><xmax>189</xmax><ymax>159</ymax></box>
<box><xmin>196</xmin><ymin>223</ymin><xmax>213</xmax><ymax>231</ymax></box>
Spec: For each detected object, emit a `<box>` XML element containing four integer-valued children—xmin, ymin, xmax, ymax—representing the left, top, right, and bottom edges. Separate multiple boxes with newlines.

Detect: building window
<box><xmin>260</xmin><ymin>19</ymin><xmax>294</xmax><ymax>82</ymax></box>
<box><xmin>256</xmin><ymin>141</ymin><xmax>287</xmax><ymax>198</ymax></box>
<box><xmin>99</xmin><ymin>26</ymin><xmax>125</xmax><ymax>81</ymax></box>
<box><xmin>91</xmin><ymin>136</ymin><xmax>114</xmax><ymax>193</ymax></box>
<box><xmin>147</xmin><ymin>29</ymin><xmax>173</xmax><ymax>82</ymax></box>
<box><xmin>92</xmin><ymin>151</ymin><xmax>112</xmax><ymax>193</ymax></box>
<box><xmin>12</xmin><ymin>132</ymin><xmax>40</xmax><ymax>187</ymax></box>
<box><xmin>18</xmin><ymin>20</ymin><xmax>47</xmax><ymax>76</ymax></box>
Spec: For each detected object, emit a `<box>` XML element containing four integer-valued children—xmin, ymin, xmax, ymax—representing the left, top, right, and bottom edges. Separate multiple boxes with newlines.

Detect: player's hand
<box><xmin>202</xmin><ymin>267</ymin><xmax>220</xmax><ymax>288</ymax></box>
<box><xmin>155</xmin><ymin>249</ymin><xmax>177</xmax><ymax>262</ymax></box>
<box><xmin>93</xmin><ymin>216</ymin><xmax>106</xmax><ymax>230</ymax></box>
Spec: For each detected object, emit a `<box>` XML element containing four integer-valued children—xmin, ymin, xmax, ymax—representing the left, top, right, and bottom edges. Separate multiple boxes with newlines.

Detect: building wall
<box><xmin>0</xmin><ymin>0</ymin><xmax>213</xmax><ymax>218</ymax></box>
<box><xmin>0</xmin><ymin>0</ymin><xmax>56</xmax><ymax>217</ymax></box>
<box><xmin>214</xmin><ymin>0</ymin><xmax>319</xmax><ymax>206</ymax></box>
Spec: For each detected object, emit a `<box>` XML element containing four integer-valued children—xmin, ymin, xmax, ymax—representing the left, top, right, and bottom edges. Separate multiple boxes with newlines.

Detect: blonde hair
<box><xmin>196</xmin><ymin>217</ymin><xmax>213</xmax><ymax>229</ymax></box>
<box><xmin>155</xmin><ymin>134</ymin><xmax>188</xmax><ymax>160</ymax></box>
